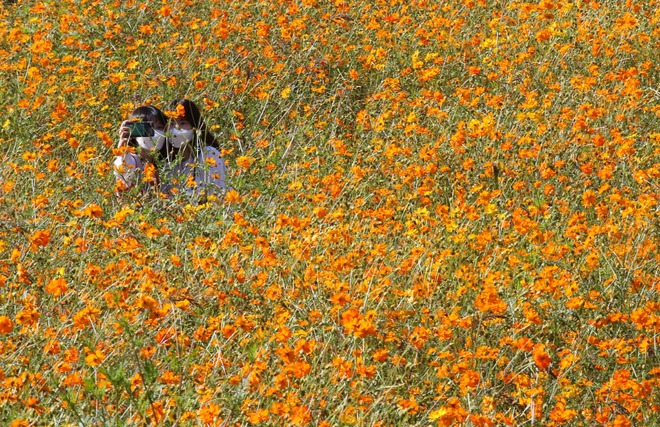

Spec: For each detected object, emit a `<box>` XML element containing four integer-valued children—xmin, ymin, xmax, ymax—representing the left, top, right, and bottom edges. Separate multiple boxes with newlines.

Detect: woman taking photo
<box><xmin>113</xmin><ymin>99</ymin><xmax>227</xmax><ymax>200</ymax></box>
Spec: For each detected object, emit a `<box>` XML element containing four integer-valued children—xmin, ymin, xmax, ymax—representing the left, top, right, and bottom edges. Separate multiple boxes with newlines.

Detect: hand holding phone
<box><xmin>118</xmin><ymin>121</ymin><xmax>155</xmax><ymax>148</ymax></box>
<box><xmin>126</xmin><ymin>121</ymin><xmax>155</xmax><ymax>138</ymax></box>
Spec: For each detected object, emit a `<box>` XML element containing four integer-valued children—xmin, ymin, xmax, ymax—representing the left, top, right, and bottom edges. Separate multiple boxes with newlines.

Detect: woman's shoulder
<box><xmin>197</xmin><ymin>145</ymin><xmax>226</xmax><ymax>174</ymax></box>
<box><xmin>201</xmin><ymin>145</ymin><xmax>221</xmax><ymax>155</ymax></box>
<box><xmin>200</xmin><ymin>145</ymin><xmax>223</xmax><ymax>160</ymax></box>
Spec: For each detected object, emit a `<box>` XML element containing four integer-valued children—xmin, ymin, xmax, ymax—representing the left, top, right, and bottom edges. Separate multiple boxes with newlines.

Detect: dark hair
<box><xmin>126</xmin><ymin>105</ymin><xmax>167</xmax><ymax>152</ymax></box>
<box><xmin>165</xmin><ymin>99</ymin><xmax>219</xmax><ymax>150</ymax></box>
<box><xmin>129</xmin><ymin>105</ymin><xmax>167</xmax><ymax>127</ymax></box>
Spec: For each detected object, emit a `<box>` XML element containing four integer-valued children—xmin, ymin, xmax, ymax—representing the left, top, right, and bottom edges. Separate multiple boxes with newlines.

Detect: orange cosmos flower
<box><xmin>225</xmin><ymin>190</ymin><xmax>241</xmax><ymax>203</ymax></box>
<box><xmin>147</xmin><ymin>401</ymin><xmax>166</xmax><ymax>424</ymax></box>
<box><xmin>532</xmin><ymin>344</ymin><xmax>552</xmax><ymax>370</ymax></box>
<box><xmin>0</xmin><ymin>316</ymin><xmax>13</xmax><ymax>334</ymax></box>
<box><xmin>30</xmin><ymin>229</ymin><xmax>51</xmax><ymax>248</ymax></box>
<box><xmin>523</xmin><ymin>303</ymin><xmax>542</xmax><ymax>324</ymax></box>
<box><xmin>72</xmin><ymin>305</ymin><xmax>100</xmax><ymax>330</ymax></box>
<box><xmin>582</xmin><ymin>189</ymin><xmax>596</xmax><ymax>207</ymax></box>
<box><xmin>614</xmin><ymin>12</ymin><xmax>638</xmax><ymax>32</ymax></box>
<box><xmin>340</xmin><ymin>308</ymin><xmax>376</xmax><ymax>337</ymax></box>
<box><xmin>236</xmin><ymin>156</ymin><xmax>254</xmax><ymax>170</ymax></box>
<box><xmin>45</xmin><ymin>277</ymin><xmax>68</xmax><ymax>297</ymax></box>
<box><xmin>286</xmin><ymin>360</ymin><xmax>311</xmax><ymax>379</ymax></box>
<box><xmin>332</xmin><ymin>357</ymin><xmax>353</xmax><ymax>379</ymax></box>
<box><xmin>549</xmin><ymin>402</ymin><xmax>578</xmax><ymax>423</ymax></box>
<box><xmin>459</xmin><ymin>370</ymin><xmax>480</xmax><ymax>393</ymax></box>
<box><xmin>159</xmin><ymin>371</ymin><xmax>181</xmax><ymax>385</ymax></box>
<box><xmin>409</xmin><ymin>326</ymin><xmax>430</xmax><ymax>349</ymax></box>
<box><xmin>143</xmin><ymin>162</ymin><xmax>158</xmax><ymax>184</ymax></box>
<box><xmin>372</xmin><ymin>348</ymin><xmax>389</xmax><ymax>362</ymax></box>
<box><xmin>84</xmin><ymin>347</ymin><xmax>105</xmax><ymax>367</ymax></box>
<box><xmin>140</xmin><ymin>346</ymin><xmax>156</xmax><ymax>359</ymax></box>
<box><xmin>165</xmin><ymin>104</ymin><xmax>186</xmax><ymax>118</ymax></box>
<box><xmin>81</xmin><ymin>203</ymin><xmax>103</xmax><ymax>218</ymax></box>
<box><xmin>222</xmin><ymin>325</ymin><xmax>236</xmax><ymax>339</ymax></box>
<box><xmin>155</xmin><ymin>326</ymin><xmax>177</xmax><ymax>346</ymax></box>
<box><xmin>474</xmin><ymin>286</ymin><xmax>507</xmax><ymax>315</ymax></box>
<box><xmin>248</xmin><ymin>409</ymin><xmax>269</xmax><ymax>424</ymax></box>
<box><xmin>612</xmin><ymin>414</ymin><xmax>632</xmax><ymax>427</ymax></box>
<box><xmin>198</xmin><ymin>403</ymin><xmax>222</xmax><ymax>425</ymax></box>
<box><xmin>290</xmin><ymin>405</ymin><xmax>311</xmax><ymax>425</ymax></box>
<box><xmin>15</xmin><ymin>309</ymin><xmax>40</xmax><ymax>326</ymax></box>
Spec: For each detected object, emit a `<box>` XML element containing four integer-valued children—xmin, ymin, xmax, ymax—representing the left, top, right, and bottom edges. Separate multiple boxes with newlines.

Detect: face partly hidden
<box><xmin>168</xmin><ymin>117</ymin><xmax>195</xmax><ymax>149</ymax></box>
<box><xmin>133</xmin><ymin>114</ymin><xmax>167</xmax><ymax>152</ymax></box>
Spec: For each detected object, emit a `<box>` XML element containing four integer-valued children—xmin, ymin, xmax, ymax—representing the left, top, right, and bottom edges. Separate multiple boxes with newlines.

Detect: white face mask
<box><xmin>169</xmin><ymin>128</ymin><xmax>194</xmax><ymax>148</ymax></box>
<box><xmin>135</xmin><ymin>129</ymin><xmax>166</xmax><ymax>151</ymax></box>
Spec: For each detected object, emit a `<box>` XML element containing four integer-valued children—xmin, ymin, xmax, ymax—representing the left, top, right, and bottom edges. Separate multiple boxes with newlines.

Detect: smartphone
<box><xmin>126</xmin><ymin>121</ymin><xmax>155</xmax><ymax>138</ymax></box>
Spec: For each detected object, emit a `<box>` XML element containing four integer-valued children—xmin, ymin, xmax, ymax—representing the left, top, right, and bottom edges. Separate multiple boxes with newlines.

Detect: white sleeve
<box><xmin>197</xmin><ymin>146</ymin><xmax>227</xmax><ymax>194</ymax></box>
<box><xmin>113</xmin><ymin>152</ymin><xmax>144</xmax><ymax>189</ymax></box>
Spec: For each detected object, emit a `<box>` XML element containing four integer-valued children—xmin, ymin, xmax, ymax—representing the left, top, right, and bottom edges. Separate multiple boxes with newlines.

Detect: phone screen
<box><xmin>127</xmin><ymin>122</ymin><xmax>155</xmax><ymax>138</ymax></box>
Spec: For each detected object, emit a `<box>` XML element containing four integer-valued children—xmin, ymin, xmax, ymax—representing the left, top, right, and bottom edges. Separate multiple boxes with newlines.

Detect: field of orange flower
<box><xmin>1</xmin><ymin>0</ymin><xmax>660</xmax><ymax>425</ymax></box>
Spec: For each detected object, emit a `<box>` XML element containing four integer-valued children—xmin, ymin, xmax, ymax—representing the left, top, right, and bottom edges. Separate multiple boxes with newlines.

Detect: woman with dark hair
<box><xmin>113</xmin><ymin>100</ymin><xmax>227</xmax><ymax>199</ymax></box>
<box><xmin>160</xmin><ymin>98</ymin><xmax>227</xmax><ymax>198</ymax></box>
<box><xmin>113</xmin><ymin>105</ymin><xmax>168</xmax><ymax>191</ymax></box>
<box><xmin>166</xmin><ymin>98</ymin><xmax>219</xmax><ymax>149</ymax></box>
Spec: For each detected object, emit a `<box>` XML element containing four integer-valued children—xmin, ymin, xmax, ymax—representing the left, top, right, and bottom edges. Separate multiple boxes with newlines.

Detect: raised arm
<box><xmin>113</xmin><ymin>120</ymin><xmax>145</xmax><ymax>192</ymax></box>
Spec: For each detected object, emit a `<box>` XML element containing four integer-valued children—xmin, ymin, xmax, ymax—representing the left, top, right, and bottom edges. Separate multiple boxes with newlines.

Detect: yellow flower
<box><xmin>429</xmin><ymin>407</ymin><xmax>448</xmax><ymax>420</ymax></box>
<box><xmin>236</xmin><ymin>156</ymin><xmax>254</xmax><ymax>170</ymax></box>
<box><xmin>85</xmin><ymin>347</ymin><xmax>105</xmax><ymax>367</ymax></box>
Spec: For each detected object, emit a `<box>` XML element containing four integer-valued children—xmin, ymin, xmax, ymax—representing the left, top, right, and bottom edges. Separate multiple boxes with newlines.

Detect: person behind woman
<box><xmin>161</xmin><ymin>98</ymin><xmax>227</xmax><ymax>198</ymax></box>
<box><xmin>113</xmin><ymin>100</ymin><xmax>227</xmax><ymax>199</ymax></box>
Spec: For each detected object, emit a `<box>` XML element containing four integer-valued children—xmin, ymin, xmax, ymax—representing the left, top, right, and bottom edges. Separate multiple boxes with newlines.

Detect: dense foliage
<box><xmin>1</xmin><ymin>0</ymin><xmax>659</xmax><ymax>425</ymax></box>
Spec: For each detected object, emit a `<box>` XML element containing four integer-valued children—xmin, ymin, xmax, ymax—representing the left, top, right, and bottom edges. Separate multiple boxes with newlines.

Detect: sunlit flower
<box><xmin>0</xmin><ymin>316</ymin><xmax>13</xmax><ymax>334</ymax></box>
